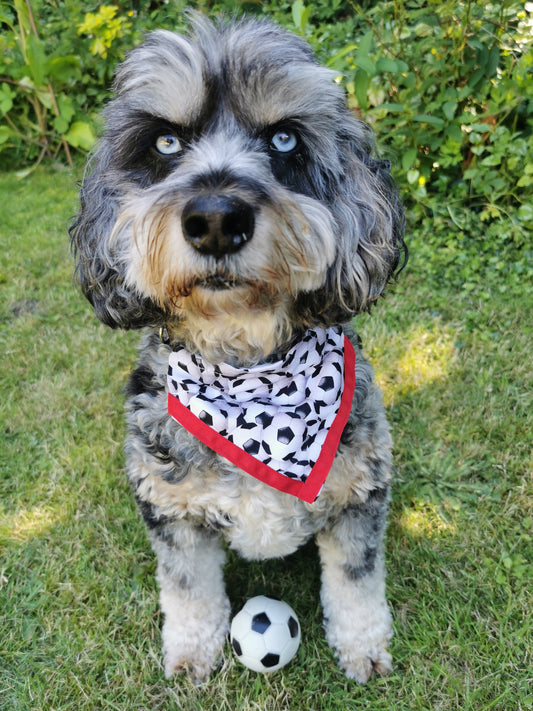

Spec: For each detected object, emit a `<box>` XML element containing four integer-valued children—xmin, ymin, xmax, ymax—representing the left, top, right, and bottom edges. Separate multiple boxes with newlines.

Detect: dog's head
<box><xmin>71</xmin><ymin>14</ymin><xmax>405</xmax><ymax>362</ymax></box>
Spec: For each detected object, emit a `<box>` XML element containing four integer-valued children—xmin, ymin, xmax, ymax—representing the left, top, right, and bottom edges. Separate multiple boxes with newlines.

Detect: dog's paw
<box><xmin>336</xmin><ymin>642</ymin><xmax>393</xmax><ymax>684</ymax></box>
<box><xmin>163</xmin><ymin>637</ymin><xmax>224</xmax><ymax>683</ymax></box>
<box><xmin>161</xmin><ymin>596</ymin><xmax>230</xmax><ymax>683</ymax></box>
<box><xmin>324</xmin><ymin>603</ymin><xmax>393</xmax><ymax>684</ymax></box>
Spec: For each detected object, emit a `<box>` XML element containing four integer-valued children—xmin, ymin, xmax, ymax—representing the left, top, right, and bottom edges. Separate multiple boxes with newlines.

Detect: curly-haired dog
<box><xmin>71</xmin><ymin>14</ymin><xmax>406</xmax><ymax>683</ymax></box>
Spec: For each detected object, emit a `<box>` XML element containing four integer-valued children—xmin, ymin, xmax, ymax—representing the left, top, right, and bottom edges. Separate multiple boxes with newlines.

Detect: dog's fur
<box><xmin>71</xmin><ymin>14</ymin><xmax>406</xmax><ymax>684</ymax></box>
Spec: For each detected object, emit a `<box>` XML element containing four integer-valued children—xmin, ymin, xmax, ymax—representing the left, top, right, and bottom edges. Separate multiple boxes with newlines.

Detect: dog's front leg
<box><xmin>316</xmin><ymin>486</ymin><xmax>393</xmax><ymax>683</ymax></box>
<box><xmin>148</xmin><ymin>518</ymin><xmax>230</xmax><ymax>682</ymax></box>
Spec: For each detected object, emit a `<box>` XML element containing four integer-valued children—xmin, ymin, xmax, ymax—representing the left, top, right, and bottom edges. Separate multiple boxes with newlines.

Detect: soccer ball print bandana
<box><xmin>167</xmin><ymin>327</ymin><xmax>355</xmax><ymax>503</ymax></box>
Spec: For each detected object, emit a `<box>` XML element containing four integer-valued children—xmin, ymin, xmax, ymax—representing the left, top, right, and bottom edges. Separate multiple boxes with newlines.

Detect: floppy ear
<box><xmin>337</xmin><ymin>120</ymin><xmax>406</xmax><ymax>307</ymax></box>
<box><xmin>298</xmin><ymin>118</ymin><xmax>406</xmax><ymax>323</ymax></box>
<box><xmin>70</xmin><ymin>148</ymin><xmax>163</xmax><ymax>330</ymax></box>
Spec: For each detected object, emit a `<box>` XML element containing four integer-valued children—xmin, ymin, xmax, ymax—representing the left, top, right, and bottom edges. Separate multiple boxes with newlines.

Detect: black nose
<box><xmin>181</xmin><ymin>195</ymin><xmax>255</xmax><ymax>258</ymax></box>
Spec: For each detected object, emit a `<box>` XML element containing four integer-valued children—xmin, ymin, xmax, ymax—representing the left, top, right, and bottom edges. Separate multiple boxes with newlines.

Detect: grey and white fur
<box><xmin>70</xmin><ymin>13</ymin><xmax>406</xmax><ymax>684</ymax></box>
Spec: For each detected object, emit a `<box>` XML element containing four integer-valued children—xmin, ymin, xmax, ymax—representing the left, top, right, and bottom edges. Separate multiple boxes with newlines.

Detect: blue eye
<box><xmin>155</xmin><ymin>134</ymin><xmax>181</xmax><ymax>155</ymax></box>
<box><xmin>270</xmin><ymin>129</ymin><xmax>298</xmax><ymax>153</ymax></box>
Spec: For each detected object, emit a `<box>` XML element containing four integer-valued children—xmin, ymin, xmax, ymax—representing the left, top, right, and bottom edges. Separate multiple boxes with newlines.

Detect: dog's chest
<box><xmin>221</xmin><ymin>483</ymin><xmax>323</xmax><ymax>559</ymax></box>
<box><xmin>155</xmin><ymin>458</ymin><xmax>322</xmax><ymax>559</ymax></box>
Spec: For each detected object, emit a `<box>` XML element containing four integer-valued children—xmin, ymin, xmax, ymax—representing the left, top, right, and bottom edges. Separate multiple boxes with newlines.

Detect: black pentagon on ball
<box><xmin>277</xmin><ymin>427</ymin><xmax>294</xmax><ymax>444</ymax></box>
<box><xmin>288</xmin><ymin>616</ymin><xmax>299</xmax><ymax>638</ymax></box>
<box><xmin>318</xmin><ymin>375</ymin><xmax>335</xmax><ymax>392</ymax></box>
<box><xmin>231</xmin><ymin>637</ymin><xmax>243</xmax><ymax>656</ymax></box>
<box><xmin>243</xmin><ymin>438</ymin><xmax>261</xmax><ymax>455</ymax></box>
<box><xmin>251</xmin><ymin>612</ymin><xmax>271</xmax><ymax>633</ymax></box>
<box><xmin>277</xmin><ymin>381</ymin><xmax>298</xmax><ymax>397</ymax></box>
<box><xmin>255</xmin><ymin>411</ymin><xmax>274</xmax><ymax>428</ymax></box>
<box><xmin>198</xmin><ymin>410</ymin><xmax>213</xmax><ymax>426</ymax></box>
<box><xmin>295</xmin><ymin>403</ymin><xmax>311</xmax><ymax>417</ymax></box>
<box><xmin>261</xmin><ymin>652</ymin><xmax>280</xmax><ymax>668</ymax></box>
<box><xmin>236</xmin><ymin>412</ymin><xmax>255</xmax><ymax>430</ymax></box>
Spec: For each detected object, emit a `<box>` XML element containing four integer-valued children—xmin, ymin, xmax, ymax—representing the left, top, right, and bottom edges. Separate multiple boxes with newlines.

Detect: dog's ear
<box><xmin>334</xmin><ymin>119</ymin><xmax>406</xmax><ymax>314</ymax></box>
<box><xmin>70</xmin><ymin>150</ymin><xmax>163</xmax><ymax>330</ymax></box>
<box><xmin>300</xmin><ymin>119</ymin><xmax>406</xmax><ymax>322</ymax></box>
<box><xmin>296</xmin><ymin>120</ymin><xmax>406</xmax><ymax>323</ymax></box>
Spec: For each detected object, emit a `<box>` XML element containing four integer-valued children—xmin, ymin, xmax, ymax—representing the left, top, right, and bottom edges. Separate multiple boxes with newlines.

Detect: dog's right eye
<box><xmin>270</xmin><ymin>129</ymin><xmax>298</xmax><ymax>153</ymax></box>
<box><xmin>155</xmin><ymin>134</ymin><xmax>182</xmax><ymax>156</ymax></box>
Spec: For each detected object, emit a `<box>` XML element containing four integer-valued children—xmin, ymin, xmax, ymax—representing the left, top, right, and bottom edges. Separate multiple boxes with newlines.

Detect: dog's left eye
<box><xmin>155</xmin><ymin>134</ymin><xmax>182</xmax><ymax>156</ymax></box>
<box><xmin>270</xmin><ymin>129</ymin><xmax>298</xmax><ymax>153</ymax></box>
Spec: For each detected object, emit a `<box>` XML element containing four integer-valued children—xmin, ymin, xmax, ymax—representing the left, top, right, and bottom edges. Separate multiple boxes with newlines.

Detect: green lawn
<box><xmin>0</xmin><ymin>167</ymin><xmax>531</xmax><ymax>710</ymax></box>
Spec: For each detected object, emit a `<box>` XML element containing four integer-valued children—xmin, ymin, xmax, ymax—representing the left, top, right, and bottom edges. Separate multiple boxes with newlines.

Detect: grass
<box><xmin>0</xmin><ymin>166</ymin><xmax>531</xmax><ymax>711</ymax></box>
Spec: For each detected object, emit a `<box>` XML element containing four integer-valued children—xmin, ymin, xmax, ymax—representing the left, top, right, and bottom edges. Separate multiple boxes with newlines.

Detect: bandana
<box><xmin>167</xmin><ymin>327</ymin><xmax>355</xmax><ymax>503</ymax></box>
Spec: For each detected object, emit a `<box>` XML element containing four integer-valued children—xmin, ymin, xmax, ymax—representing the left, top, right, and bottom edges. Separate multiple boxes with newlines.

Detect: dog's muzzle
<box><xmin>181</xmin><ymin>195</ymin><xmax>255</xmax><ymax>259</ymax></box>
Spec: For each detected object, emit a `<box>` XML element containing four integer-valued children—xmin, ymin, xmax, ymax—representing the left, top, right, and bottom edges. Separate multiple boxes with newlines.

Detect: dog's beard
<box><xmin>111</xmin><ymin>185</ymin><xmax>334</xmax><ymax>352</ymax></box>
<box><xmin>108</xmin><ymin>188</ymin><xmax>335</xmax><ymax>362</ymax></box>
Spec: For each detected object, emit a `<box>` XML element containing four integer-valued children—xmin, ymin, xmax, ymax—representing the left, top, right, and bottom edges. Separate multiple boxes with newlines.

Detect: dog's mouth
<box><xmin>196</xmin><ymin>273</ymin><xmax>244</xmax><ymax>291</ymax></box>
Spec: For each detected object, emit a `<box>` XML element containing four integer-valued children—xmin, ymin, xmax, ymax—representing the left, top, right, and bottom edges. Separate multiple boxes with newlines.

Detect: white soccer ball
<box><xmin>230</xmin><ymin>596</ymin><xmax>301</xmax><ymax>673</ymax></box>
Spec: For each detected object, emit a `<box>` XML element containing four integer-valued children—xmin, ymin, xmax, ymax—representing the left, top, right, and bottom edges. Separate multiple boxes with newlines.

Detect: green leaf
<box><xmin>442</xmin><ymin>100</ymin><xmax>457</xmax><ymax>121</ymax></box>
<box><xmin>53</xmin><ymin>115</ymin><xmax>69</xmax><ymax>134</ymax></box>
<box><xmin>486</xmin><ymin>46</ymin><xmax>500</xmax><ymax>77</ymax></box>
<box><xmin>402</xmin><ymin>147</ymin><xmax>418</xmax><ymax>171</ymax></box>
<box><xmin>355</xmin><ymin>55</ymin><xmax>376</xmax><ymax>76</ymax></box>
<box><xmin>0</xmin><ymin>83</ymin><xmax>15</xmax><ymax>114</ymax></box>
<box><xmin>468</xmin><ymin>67</ymin><xmax>486</xmax><ymax>90</ymax></box>
<box><xmin>446</xmin><ymin>123</ymin><xmax>463</xmax><ymax>142</ymax></box>
<box><xmin>413</xmin><ymin>114</ymin><xmax>445</xmax><ymax>128</ymax></box>
<box><xmin>468</xmin><ymin>123</ymin><xmax>492</xmax><ymax>133</ymax></box>
<box><xmin>64</xmin><ymin>120</ymin><xmax>95</xmax><ymax>150</ymax></box>
<box><xmin>376</xmin><ymin>57</ymin><xmax>398</xmax><ymax>74</ymax></box>
<box><xmin>0</xmin><ymin>125</ymin><xmax>15</xmax><ymax>145</ymax></box>
<box><xmin>0</xmin><ymin>9</ymin><xmax>16</xmax><ymax>32</ymax></box>
<box><xmin>480</xmin><ymin>154</ymin><xmax>502</xmax><ymax>167</ymax></box>
<box><xmin>291</xmin><ymin>0</ymin><xmax>311</xmax><ymax>34</ymax></box>
<box><xmin>353</xmin><ymin>68</ymin><xmax>370</xmax><ymax>111</ymax></box>
<box><xmin>52</xmin><ymin>94</ymin><xmax>75</xmax><ymax>133</ymax></box>
<box><xmin>355</xmin><ymin>31</ymin><xmax>376</xmax><ymax>77</ymax></box>
<box><xmin>13</xmin><ymin>0</ymin><xmax>31</xmax><ymax>37</ymax></box>
<box><xmin>403</xmin><ymin>72</ymin><xmax>417</xmax><ymax>89</ymax></box>
<box><xmin>517</xmin><ymin>204</ymin><xmax>533</xmax><ymax>223</ymax></box>
<box><xmin>26</xmin><ymin>34</ymin><xmax>48</xmax><ymax>87</ymax></box>
<box><xmin>516</xmin><ymin>176</ymin><xmax>532</xmax><ymax>188</ymax></box>
<box><xmin>57</xmin><ymin>94</ymin><xmax>75</xmax><ymax>124</ymax></box>
<box><xmin>395</xmin><ymin>60</ymin><xmax>410</xmax><ymax>73</ymax></box>
<box><xmin>47</xmin><ymin>56</ymin><xmax>81</xmax><ymax>83</ymax></box>
<box><xmin>358</xmin><ymin>31</ymin><xmax>374</xmax><ymax>57</ymax></box>
<box><xmin>325</xmin><ymin>44</ymin><xmax>359</xmax><ymax>68</ymax></box>
<box><xmin>35</xmin><ymin>86</ymin><xmax>54</xmax><ymax>110</ymax></box>
<box><xmin>375</xmin><ymin>102</ymin><xmax>405</xmax><ymax>112</ymax></box>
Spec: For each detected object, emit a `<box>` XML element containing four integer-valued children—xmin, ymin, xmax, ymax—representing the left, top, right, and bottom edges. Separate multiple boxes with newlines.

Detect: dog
<box><xmin>70</xmin><ymin>13</ymin><xmax>406</xmax><ymax>684</ymax></box>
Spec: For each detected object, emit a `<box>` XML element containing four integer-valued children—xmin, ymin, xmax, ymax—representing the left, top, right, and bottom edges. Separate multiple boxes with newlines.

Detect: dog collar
<box><xmin>167</xmin><ymin>327</ymin><xmax>355</xmax><ymax>503</ymax></box>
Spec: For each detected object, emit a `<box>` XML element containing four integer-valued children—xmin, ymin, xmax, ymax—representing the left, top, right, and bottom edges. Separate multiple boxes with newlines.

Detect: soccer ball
<box><xmin>230</xmin><ymin>596</ymin><xmax>301</xmax><ymax>673</ymax></box>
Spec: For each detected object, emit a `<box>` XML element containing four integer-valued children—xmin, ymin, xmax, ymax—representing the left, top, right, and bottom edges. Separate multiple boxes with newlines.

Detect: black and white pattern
<box><xmin>167</xmin><ymin>327</ymin><xmax>346</xmax><ymax>484</ymax></box>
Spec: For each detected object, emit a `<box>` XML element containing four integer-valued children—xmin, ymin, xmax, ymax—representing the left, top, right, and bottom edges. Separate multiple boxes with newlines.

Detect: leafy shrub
<box><xmin>77</xmin><ymin>5</ymin><xmax>132</xmax><ymax>60</ymax></box>
<box><xmin>309</xmin><ymin>1</ymin><xmax>532</xmax><ymax>218</ymax></box>
<box><xmin>0</xmin><ymin>0</ymin><xmax>96</xmax><ymax>171</ymax></box>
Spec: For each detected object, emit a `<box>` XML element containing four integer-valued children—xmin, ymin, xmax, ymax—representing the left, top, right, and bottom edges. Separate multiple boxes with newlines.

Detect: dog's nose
<box><xmin>181</xmin><ymin>195</ymin><xmax>254</xmax><ymax>258</ymax></box>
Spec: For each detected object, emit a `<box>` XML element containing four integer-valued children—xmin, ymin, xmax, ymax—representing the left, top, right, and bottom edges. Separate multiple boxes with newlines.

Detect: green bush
<box><xmin>0</xmin><ymin>0</ymin><xmax>94</xmax><ymax>170</ymax></box>
<box><xmin>338</xmin><ymin>1</ymin><xmax>532</xmax><ymax>218</ymax></box>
